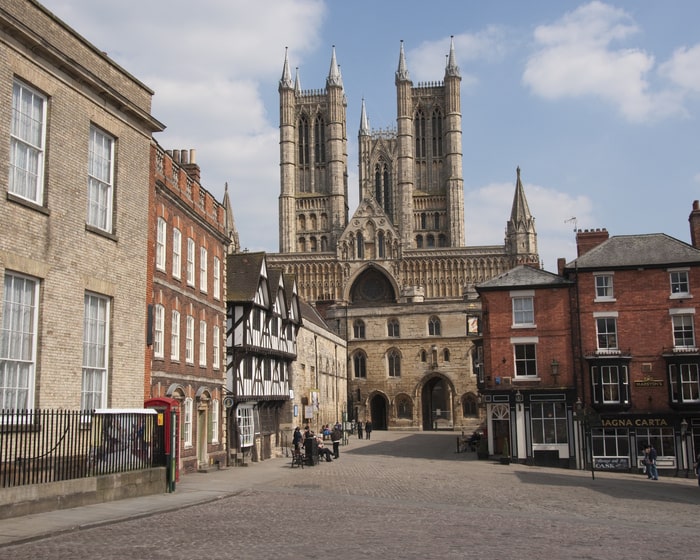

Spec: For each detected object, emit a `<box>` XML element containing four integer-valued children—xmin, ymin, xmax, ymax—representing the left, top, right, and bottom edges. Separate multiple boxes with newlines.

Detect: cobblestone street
<box><xmin>4</xmin><ymin>431</ymin><xmax>699</xmax><ymax>559</ymax></box>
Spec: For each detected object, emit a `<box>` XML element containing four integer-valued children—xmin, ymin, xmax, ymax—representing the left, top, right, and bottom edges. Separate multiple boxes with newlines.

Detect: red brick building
<box><xmin>477</xmin><ymin>202</ymin><xmax>700</xmax><ymax>474</ymax></box>
<box><xmin>476</xmin><ymin>266</ymin><xmax>576</xmax><ymax>467</ymax></box>
<box><xmin>146</xmin><ymin>144</ymin><xmax>230</xmax><ymax>474</ymax></box>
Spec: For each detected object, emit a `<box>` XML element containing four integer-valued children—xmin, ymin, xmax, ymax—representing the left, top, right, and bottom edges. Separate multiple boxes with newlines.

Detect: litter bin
<box><xmin>304</xmin><ymin>437</ymin><xmax>319</xmax><ymax>466</ymax></box>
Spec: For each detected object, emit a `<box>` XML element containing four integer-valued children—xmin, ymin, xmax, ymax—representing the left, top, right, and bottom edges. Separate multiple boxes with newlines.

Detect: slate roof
<box><xmin>226</xmin><ymin>252</ymin><xmax>266</xmax><ymax>302</ymax></box>
<box><xmin>299</xmin><ymin>299</ymin><xmax>330</xmax><ymax>330</ymax></box>
<box><xmin>565</xmin><ymin>234</ymin><xmax>700</xmax><ymax>270</ymax></box>
<box><xmin>477</xmin><ymin>265</ymin><xmax>570</xmax><ymax>290</ymax></box>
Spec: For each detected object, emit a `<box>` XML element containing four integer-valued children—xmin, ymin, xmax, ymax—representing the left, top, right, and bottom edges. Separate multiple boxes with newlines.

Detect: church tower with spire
<box><xmin>278</xmin><ymin>47</ymin><xmax>348</xmax><ymax>254</ymax></box>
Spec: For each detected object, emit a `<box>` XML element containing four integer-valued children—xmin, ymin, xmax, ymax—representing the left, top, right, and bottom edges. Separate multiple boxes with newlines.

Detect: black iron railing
<box><xmin>1</xmin><ymin>409</ymin><xmax>166</xmax><ymax>488</ymax></box>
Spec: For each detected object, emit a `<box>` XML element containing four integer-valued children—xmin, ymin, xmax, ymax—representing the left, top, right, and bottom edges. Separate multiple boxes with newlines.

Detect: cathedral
<box><xmin>267</xmin><ymin>39</ymin><xmax>539</xmax><ymax>431</ymax></box>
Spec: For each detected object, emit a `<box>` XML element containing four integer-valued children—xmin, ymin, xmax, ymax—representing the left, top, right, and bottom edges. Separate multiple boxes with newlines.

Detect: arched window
<box><xmin>415</xmin><ymin>108</ymin><xmax>426</xmax><ymax>158</ymax></box>
<box><xmin>357</xmin><ymin>232</ymin><xmax>364</xmax><ymax>259</ymax></box>
<box><xmin>416</xmin><ymin>235</ymin><xmax>423</xmax><ymax>248</ymax></box>
<box><xmin>298</xmin><ymin>237</ymin><xmax>306</xmax><ymax>252</ymax></box>
<box><xmin>427</xmin><ymin>234</ymin><xmax>435</xmax><ymax>248</ymax></box>
<box><xmin>387</xmin><ymin>318</ymin><xmax>399</xmax><ymax>337</ymax></box>
<box><xmin>438</xmin><ymin>234</ymin><xmax>447</xmax><ymax>247</ymax></box>
<box><xmin>310</xmin><ymin>237</ymin><xmax>317</xmax><ymax>252</ymax></box>
<box><xmin>298</xmin><ymin>115</ymin><xmax>309</xmax><ymax>167</ymax></box>
<box><xmin>434</xmin><ymin>212</ymin><xmax>440</xmax><ymax>229</ymax></box>
<box><xmin>432</xmin><ymin>108</ymin><xmax>443</xmax><ymax>157</ymax></box>
<box><xmin>429</xmin><ymin>316</ymin><xmax>441</xmax><ymax>336</ymax></box>
<box><xmin>310</xmin><ymin>214</ymin><xmax>317</xmax><ymax>230</ymax></box>
<box><xmin>388</xmin><ymin>350</ymin><xmax>401</xmax><ymax>377</ymax></box>
<box><xmin>314</xmin><ymin>115</ymin><xmax>326</xmax><ymax>164</ymax></box>
<box><xmin>462</xmin><ymin>394</ymin><xmax>478</xmax><ymax>417</ymax></box>
<box><xmin>378</xmin><ymin>231</ymin><xmax>385</xmax><ymax>259</ymax></box>
<box><xmin>420</xmin><ymin>350</ymin><xmax>427</xmax><ymax>362</ymax></box>
<box><xmin>353</xmin><ymin>352</ymin><xmax>367</xmax><ymax>378</ymax></box>
<box><xmin>396</xmin><ymin>395</ymin><xmax>413</xmax><ymax>419</ymax></box>
<box><xmin>443</xmin><ymin>349</ymin><xmax>450</xmax><ymax>362</ymax></box>
<box><xmin>353</xmin><ymin>320</ymin><xmax>366</xmax><ymax>339</ymax></box>
<box><xmin>298</xmin><ymin>214</ymin><xmax>306</xmax><ymax>231</ymax></box>
<box><xmin>420</xmin><ymin>213</ymin><xmax>427</xmax><ymax>230</ymax></box>
<box><xmin>321</xmin><ymin>236</ymin><xmax>328</xmax><ymax>252</ymax></box>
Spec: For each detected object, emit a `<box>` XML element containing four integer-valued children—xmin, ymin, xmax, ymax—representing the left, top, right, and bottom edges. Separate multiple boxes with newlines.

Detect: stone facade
<box><xmin>284</xmin><ymin>300</ymin><xmax>347</xmax><ymax>436</ymax></box>
<box><xmin>0</xmin><ymin>0</ymin><xmax>163</xmax><ymax>410</ymax></box>
<box><xmin>268</xmin><ymin>41</ymin><xmax>539</xmax><ymax>431</ymax></box>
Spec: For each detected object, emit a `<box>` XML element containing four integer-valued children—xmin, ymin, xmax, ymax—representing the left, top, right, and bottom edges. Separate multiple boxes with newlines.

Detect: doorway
<box><xmin>369</xmin><ymin>394</ymin><xmax>388</xmax><ymax>430</ymax></box>
<box><xmin>422</xmin><ymin>376</ymin><xmax>450</xmax><ymax>431</ymax></box>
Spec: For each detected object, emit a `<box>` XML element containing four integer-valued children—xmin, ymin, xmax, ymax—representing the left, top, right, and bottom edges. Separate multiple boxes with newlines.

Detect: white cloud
<box><xmin>466</xmin><ymin>181</ymin><xmax>594</xmax><ymax>272</ymax></box>
<box><xmin>522</xmin><ymin>1</ymin><xmax>685</xmax><ymax>122</ymax></box>
<box><xmin>659</xmin><ymin>44</ymin><xmax>700</xmax><ymax>92</ymax></box>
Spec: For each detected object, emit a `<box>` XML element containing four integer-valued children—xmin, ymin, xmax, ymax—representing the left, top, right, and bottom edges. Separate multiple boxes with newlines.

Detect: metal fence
<box><xmin>1</xmin><ymin>409</ymin><xmax>166</xmax><ymax>488</ymax></box>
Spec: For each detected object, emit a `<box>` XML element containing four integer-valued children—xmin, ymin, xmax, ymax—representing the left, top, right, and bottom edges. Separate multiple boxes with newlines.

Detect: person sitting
<box><xmin>316</xmin><ymin>436</ymin><xmax>333</xmax><ymax>462</ymax></box>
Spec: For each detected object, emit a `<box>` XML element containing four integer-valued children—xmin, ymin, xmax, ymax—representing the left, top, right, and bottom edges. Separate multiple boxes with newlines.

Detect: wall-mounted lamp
<box><xmin>550</xmin><ymin>359</ymin><xmax>560</xmax><ymax>376</ymax></box>
<box><xmin>681</xmin><ymin>418</ymin><xmax>688</xmax><ymax>437</ymax></box>
<box><xmin>515</xmin><ymin>390</ymin><xmax>523</xmax><ymax>403</ymax></box>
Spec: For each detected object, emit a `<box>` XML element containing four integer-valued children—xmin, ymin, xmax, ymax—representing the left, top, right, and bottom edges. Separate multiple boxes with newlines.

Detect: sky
<box><xmin>40</xmin><ymin>0</ymin><xmax>700</xmax><ymax>272</ymax></box>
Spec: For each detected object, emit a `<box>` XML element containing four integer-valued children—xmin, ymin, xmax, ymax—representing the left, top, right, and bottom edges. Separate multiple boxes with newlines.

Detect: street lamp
<box><xmin>550</xmin><ymin>359</ymin><xmax>560</xmax><ymax>377</ymax></box>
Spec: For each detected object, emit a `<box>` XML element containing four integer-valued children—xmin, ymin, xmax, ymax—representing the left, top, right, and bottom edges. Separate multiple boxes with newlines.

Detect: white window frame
<box><xmin>156</xmin><ymin>218</ymin><xmax>167</xmax><ymax>271</ymax></box>
<box><xmin>185</xmin><ymin>315</ymin><xmax>194</xmax><ymax>364</ymax></box>
<box><xmin>172</xmin><ymin>228</ymin><xmax>182</xmax><ymax>279</ymax></box>
<box><xmin>199</xmin><ymin>320</ymin><xmax>207</xmax><ymax>367</ymax></box>
<box><xmin>236</xmin><ymin>405</ymin><xmax>254</xmax><ymax>447</ymax></box>
<box><xmin>530</xmin><ymin>401</ymin><xmax>568</xmax><ymax>444</ymax></box>
<box><xmin>171</xmin><ymin>310</ymin><xmax>180</xmax><ymax>361</ymax></box>
<box><xmin>10</xmin><ymin>80</ymin><xmax>46</xmax><ymax>205</ymax></box>
<box><xmin>183</xmin><ymin>397</ymin><xmax>193</xmax><ymax>448</ymax></box>
<box><xmin>1</xmin><ymin>272</ymin><xmax>39</xmax><ymax>410</ymax></box>
<box><xmin>594</xmin><ymin>273</ymin><xmax>614</xmax><ymax>301</ymax></box>
<box><xmin>669</xmin><ymin>363</ymin><xmax>700</xmax><ymax>403</ymax></box>
<box><xmin>212</xmin><ymin>325</ymin><xmax>220</xmax><ymax>369</ymax></box>
<box><xmin>511</xmin><ymin>291</ymin><xmax>535</xmax><ymax>327</ymax></box>
<box><xmin>213</xmin><ymin>257</ymin><xmax>221</xmax><ymax>300</ymax></box>
<box><xmin>594</xmin><ymin>313</ymin><xmax>619</xmax><ymax>352</ymax></box>
<box><xmin>671</xmin><ymin>311</ymin><xmax>696</xmax><ymax>349</ymax></box>
<box><xmin>87</xmin><ymin>125</ymin><xmax>115</xmax><ymax>232</ymax></box>
<box><xmin>82</xmin><ymin>292</ymin><xmax>110</xmax><ymax>410</ymax></box>
<box><xmin>210</xmin><ymin>399</ymin><xmax>219</xmax><ymax>444</ymax></box>
<box><xmin>186</xmin><ymin>238</ymin><xmax>195</xmax><ymax>286</ymax></box>
<box><xmin>153</xmin><ymin>304</ymin><xmax>164</xmax><ymax>358</ymax></box>
<box><xmin>199</xmin><ymin>247</ymin><xmax>208</xmax><ymax>293</ymax></box>
<box><xmin>513</xmin><ymin>342</ymin><xmax>538</xmax><ymax>377</ymax></box>
<box><xmin>669</xmin><ymin>269</ymin><xmax>690</xmax><ymax>298</ymax></box>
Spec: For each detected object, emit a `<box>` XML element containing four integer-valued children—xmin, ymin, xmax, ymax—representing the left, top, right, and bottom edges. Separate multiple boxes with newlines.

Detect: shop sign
<box><xmin>601</xmin><ymin>417</ymin><xmax>669</xmax><ymax>427</ymax></box>
<box><xmin>634</xmin><ymin>376</ymin><xmax>664</xmax><ymax>387</ymax></box>
<box><xmin>594</xmin><ymin>457</ymin><xmax>629</xmax><ymax>470</ymax></box>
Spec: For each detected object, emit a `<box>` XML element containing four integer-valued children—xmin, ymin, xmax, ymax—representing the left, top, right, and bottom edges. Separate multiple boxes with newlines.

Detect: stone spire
<box><xmin>279</xmin><ymin>47</ymin><xmax>293</xmax><ymax>89</ymax></box>
<box><xmin>395</xmin><ymin>40</ymin><xmax>410</xmax><ymax>82</ymax></box>
<box><xmin>445</xmin><ymin>35</ymin><xmax>460</xmax><ymax>78</ymax></box>
<box><xmin>359</xmin><ymin>98</ymin><xmax>370</xmax><ymax>136</ymax></box>
<box><xmin>327</xmin><ymin>45</ymin><xmax>343</xmax><ymax>88</ymax></box>
<box><xmin>506</xmin><ymin>167</ymin><xmax>538</xmax><ymax>266</ymax></box>
<box><xmin>294</xmin><ymin>67</ymin><xmax>301</xmax><ymax>93</ymax></box>
<box><xmin>222</xmin><ymin>182</ymin><xmax>240</xmax><ymax>254</ymax></box>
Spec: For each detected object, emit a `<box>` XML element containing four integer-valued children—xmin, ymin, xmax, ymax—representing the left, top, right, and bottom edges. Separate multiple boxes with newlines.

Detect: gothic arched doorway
<box><xmin>369</xmin><ymin>394</ymin><xmax>388</xmax><ymax>430</ymax></box>
<box><xmin>422</xmin><ymin>376</ymin><xmax>450</xmax><ymax>431</ymax></box>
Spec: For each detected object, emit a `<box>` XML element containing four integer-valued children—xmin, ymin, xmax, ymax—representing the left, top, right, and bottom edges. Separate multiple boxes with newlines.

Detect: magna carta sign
<box><xmin>601</xmin><ymin>417</ymin><xmax>669</xmax><ymax>428</ymax></box>
<box><xmin>634</xmin><ymin>376</ymin><xmax>664</xmax><ymax>388</ymax></box>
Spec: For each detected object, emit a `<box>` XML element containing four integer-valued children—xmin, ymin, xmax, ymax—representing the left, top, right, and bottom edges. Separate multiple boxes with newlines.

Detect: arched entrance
<box><xmin>421</xmin><ymin>376</ymin><xmax>450</xmax><ymax>431</ymax></box>
<box><xmin>369</xmin><ymin>394</ymin><xmax>388</xmax><ymax>430</ymax></box>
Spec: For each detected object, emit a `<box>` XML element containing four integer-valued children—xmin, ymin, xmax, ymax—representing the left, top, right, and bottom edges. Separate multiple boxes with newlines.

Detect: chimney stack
<box><xmin>575</xmin><ymin>228</ymin><xmax>609</xmax><ymax>256</ymax></box>
<box><xmin>689</xmin><ymin>200</ymin><xmax>700</xmax><ymax>249</ymax></box>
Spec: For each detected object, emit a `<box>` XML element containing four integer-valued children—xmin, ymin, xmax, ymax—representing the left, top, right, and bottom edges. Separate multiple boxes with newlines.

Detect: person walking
<box><xmin>643</xmin><ymin>444</ymin><xmax>659</xmax><ymax>480</ymax></box>
<box><xmin>331</xmin><ymin>425</ymin><xmax>342</xmax><ymax>459</ymax></box>
<box><xmin>357</xmin><ymin>420</ymin><xmax>363</xmax><ymax>440</ymax></box>
<box><xmin>365</xmin><ymin>419</ymin><xmax>373</xmax><ymax>440</ymax></box>
<box><xmin>694</xmin><ymin>452</ymin><xmax>700</xmax><ymax>487</ymax></box>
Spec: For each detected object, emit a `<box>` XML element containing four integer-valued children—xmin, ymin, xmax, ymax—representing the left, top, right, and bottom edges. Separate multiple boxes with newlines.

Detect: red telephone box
<box><xmin>145</xmin><ymin>397</ymin><xmax>180</xmax><ymax>489</ymax></box>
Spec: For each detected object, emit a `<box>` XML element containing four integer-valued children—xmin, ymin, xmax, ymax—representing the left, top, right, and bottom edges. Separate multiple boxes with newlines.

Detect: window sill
<box><xmin>670</xmin><ymin>293</ymin><xmax>692</xmax><ymax>300</ymax></box>
<box><xmin>7</xmin><ymin>192</ymin><xmax>50</xmax><ymax>215</ymax></box>
<box><xmin>594</xmin><ymin>297</ymin><xmax>616</xmax><ymax>303</ymax></box>
<box><xmin>511</xmin><ymin>324</ymin><xmax>536</xmax><ymax>329</ymax></box>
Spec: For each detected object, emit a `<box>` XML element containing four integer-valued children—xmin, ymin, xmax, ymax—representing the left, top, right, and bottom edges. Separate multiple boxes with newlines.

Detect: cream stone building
<box><xmin>267</xmin><ymin>40</ymin><xmax>539</xmax><ymax>431</ymax></box>
<box><xmin>0</xmin><ymin>0</ymin><xmax>163</xmax><ymax>410</ymax></box>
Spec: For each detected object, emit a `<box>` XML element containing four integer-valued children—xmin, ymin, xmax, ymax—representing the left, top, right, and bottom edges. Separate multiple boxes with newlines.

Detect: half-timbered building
<box><xmin>225</xmin><ymin>252</ymin><xmax>300</xmax><ymax>463</ymax></box>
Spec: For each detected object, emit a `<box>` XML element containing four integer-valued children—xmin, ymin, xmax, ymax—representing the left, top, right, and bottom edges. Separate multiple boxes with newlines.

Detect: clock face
<box><xmin>351</xmin><ymin>268</ymin><xmax>394</xmax><ymax>304</ymax></box>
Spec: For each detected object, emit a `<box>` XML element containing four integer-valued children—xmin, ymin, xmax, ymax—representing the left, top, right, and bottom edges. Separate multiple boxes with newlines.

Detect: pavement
<box><xmin>0</xmin><ymin>446</ymin><xmax>303</xmax><ymax>548</ymax></box>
